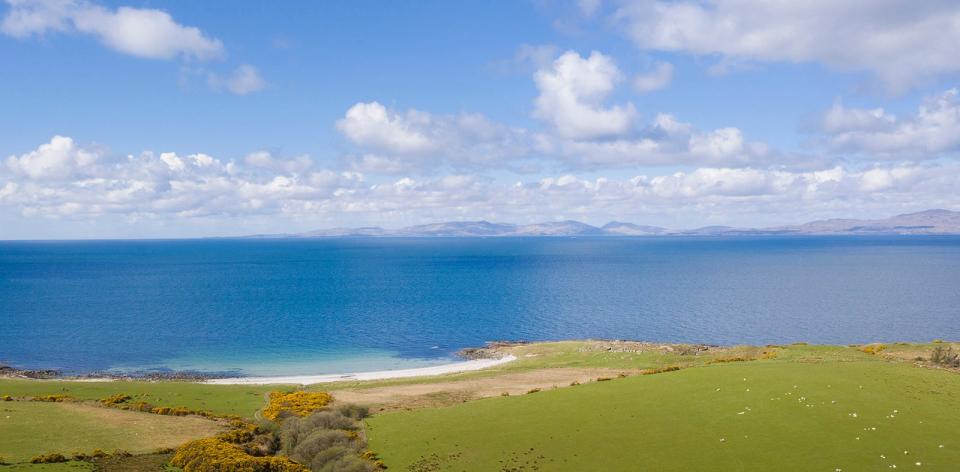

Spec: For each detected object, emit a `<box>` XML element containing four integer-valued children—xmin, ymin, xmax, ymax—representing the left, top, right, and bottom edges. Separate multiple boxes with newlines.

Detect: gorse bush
<box><xmin>171</xmin><ymin>438</ymin><xmax>309</xmax><ymax>472</ymax></box>
<box><xmin>99</xmin><ymin>393</ymin><xmax>132</xmax><ymax>406</ymax></box>
<box><xmin>30</xmin><ymin>453</ymin><xmax>68</xmax><ymax>464</ymax></box>
<box><xmin>262</xmin><ymin>391</ymin><xmax>333</xmax><ymax>421</ymax></box>
<box><xmin>32</xmin><ymin>394</ymin><xmax>73</xmax><ymax>402</ymax></box>
<box><xmin>858</xmin><ymin>344</ymin><xmax>887</xmax><ymax>355</ymax></box>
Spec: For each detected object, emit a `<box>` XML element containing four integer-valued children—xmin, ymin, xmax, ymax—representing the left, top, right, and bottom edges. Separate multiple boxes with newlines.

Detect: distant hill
<box><xmin>251</xmin><ymin>209</ymin><xmax>960</xmax><ymax>238</ymax></box>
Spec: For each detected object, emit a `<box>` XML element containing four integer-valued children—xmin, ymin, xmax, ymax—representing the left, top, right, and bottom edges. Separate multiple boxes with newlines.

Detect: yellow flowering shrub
<box><xmin>216</xmin><ymin>420</ymin><xmax>261</xmax><ymax>444</ymax></box>
<box><xmin>859</xmin><ymin>344</ymin><xmax>887</xmax><ymax>355</ymax></box>
<box><xmin>171</xmin><ymin>438</ymin><xmax>308</xmax><ymax>472</ymax></box>
<box><xmin>33</xmin><ymin>394</ymin><xmax>73</xmax><ymax>402</ymax></box>
<box><xmin>262</xmin><ymin>391</ymin><xmax>332</xmax><ymax>421</ymax></box>
<box><xmin>100</xmin><ymin>393</ymin><xmax>131</xmax><ymax>406</ymax></box>
<box><xmin>30</xmin><ymin>453</ymin><xmax>67</xmax><ymax>464</ymax></box>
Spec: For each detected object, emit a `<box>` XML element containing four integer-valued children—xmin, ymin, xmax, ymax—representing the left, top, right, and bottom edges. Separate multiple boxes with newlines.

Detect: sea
<box><xmin>1</xmin><ymin>236</ymin><xmax>958</xmax><ymax>376</ymax></box>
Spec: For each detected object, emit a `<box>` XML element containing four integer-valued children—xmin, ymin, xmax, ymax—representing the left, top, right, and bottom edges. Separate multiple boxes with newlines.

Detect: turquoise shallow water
<box><xmin>1</xmin><ymin>236</ymin><xmax>958</xmax><ymax>375</ymax></box>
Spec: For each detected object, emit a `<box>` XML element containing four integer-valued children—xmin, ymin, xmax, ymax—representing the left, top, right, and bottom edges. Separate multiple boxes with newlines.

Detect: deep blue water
<box><xmin>1</xmin><ymin>236</ymin><xmax>959</xmax><ymax>375</ymax></box>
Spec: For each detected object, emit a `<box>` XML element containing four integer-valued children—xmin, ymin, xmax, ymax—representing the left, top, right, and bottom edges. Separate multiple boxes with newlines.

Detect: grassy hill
<box><xmin>366</xmin><ymin>344</ymin><xmax>960</xmax><ymax>471</ymax></box>
<box><xmin>1</xmin><ymin>342</ymin><xmax>959</xmax><ymax>471</ymax></box>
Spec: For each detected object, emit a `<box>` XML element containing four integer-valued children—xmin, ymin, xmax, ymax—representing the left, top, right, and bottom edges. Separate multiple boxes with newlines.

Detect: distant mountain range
<box><xmin>247</xmin><ymin>209</ymin><xmax>960</xmax><ymax>238</ymax></box>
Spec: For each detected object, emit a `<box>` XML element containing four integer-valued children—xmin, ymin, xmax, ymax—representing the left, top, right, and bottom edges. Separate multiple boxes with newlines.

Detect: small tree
<box><xmin>931</xmin><ymin>345</ymin><xmax>960</xmax><ymax>367</ymax></box>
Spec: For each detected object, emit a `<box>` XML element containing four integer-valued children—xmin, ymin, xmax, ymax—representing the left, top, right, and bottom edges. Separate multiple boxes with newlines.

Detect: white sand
<box><xmin>204</xmin><ymin>355</ymin><xmax>517</xmax><ymax>385</ymax></box>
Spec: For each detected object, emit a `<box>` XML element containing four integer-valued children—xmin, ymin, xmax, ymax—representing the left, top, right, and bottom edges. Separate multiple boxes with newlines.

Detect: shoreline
<box><xmin>204</xmin><ymin>355</ymin><xmax>518</xmax><ymax>385</ymax></box>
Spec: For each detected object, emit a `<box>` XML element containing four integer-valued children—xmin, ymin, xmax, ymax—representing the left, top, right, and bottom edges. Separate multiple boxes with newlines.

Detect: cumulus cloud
<box><xmin>536</xmin><ymin>113</ymin><xmax>770</xmax><ymax>168</ymax></box>
<box><xmin>611</xmin><ymin>0</ymin><xmax>960</xmax><ymax>90</ymax></box>
<box><xmin>208</xmin><ymin>64</ymin><xmax>267</xmax><ymax>95</ymax></box>
<box><xmin>533</xmin><ymin>50</ymin><xmax>637</xmax><ymax>139</ymax></box>
<box><xmin>2</xmin><ymin>136</ymin><xmax>956</xmax><ymax>229</ymax></box>
<box><xmin>633</xmin><ymin>61</ymin><xmax>673</xmax><ymax>93</ymax></box>
<box><xmin>335</xmin><ymin>102</ymin><xmax>532</xmax><ymax>172</ymax></box>
<box><xmin>2</xmin><ymin>0</ymin><xmax>224</xmax><ymax>60</ymax></box>
<box><xmin>5</xmin><ymin>135</ymin><xmax>101</xmax><ymax>179</ymax></box>
<box><xmin>824</xmin><ymin>89</ymin><xmax>960</xmax><ymax>157</ymax></box>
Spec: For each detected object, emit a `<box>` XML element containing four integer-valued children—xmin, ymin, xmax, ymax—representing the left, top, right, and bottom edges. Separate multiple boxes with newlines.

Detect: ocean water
<box><xmin>1</xmin><ymin>236</ymin><xmax>959</xmax><ymax>376</ymax></box>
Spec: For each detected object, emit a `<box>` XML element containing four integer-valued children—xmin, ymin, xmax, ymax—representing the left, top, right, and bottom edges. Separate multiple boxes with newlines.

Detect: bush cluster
<box><xmin>30</xmin><ymin>453</ymin><xmax>68</xmax><ymax>464</ymax></box>
<box><xmin>2</xmin><ymin>395</ymin><xmax>11</xmax><ymax>401</ymax></box>
<box><xmin>32</xmin><ymin>394</ymin><xmax>73</xmax><ymax>402</ymax></box>
<box><xmin>858</xmin><ymin>344</ymin><xmax>887</xmax><ymax>355</ymax></box>
<box><xmin>931</xmin><ymin>345</ymin><xmax>960</xmax><ymax>367</ymax></box>
<box><xmin>171</xmin><ymin>438</ymin><xmax>309</xmax><ymax>472</ymax></box>
<box><xmin>641</xmin><ymin>366</ymin><xmax>681</xmax><ymax>375</ymax></box>
<box><xmin>278</xmin><ymin>404</ymin><xmax>379</xmax><ymax>472</ymax></box>
<box><xmin>99</xmin><ymin>393</ymin><xmax>132</xmax><ymax>406</ymax></box>
<box><xmin>262</xmin><ymin>391</ymin><xmax>333</xmax><ymax>421</ymax></box>
<box><xmin>108</xmin><ymin>399</ymin><xmax>217</xmax><ymax>418</ymax></box>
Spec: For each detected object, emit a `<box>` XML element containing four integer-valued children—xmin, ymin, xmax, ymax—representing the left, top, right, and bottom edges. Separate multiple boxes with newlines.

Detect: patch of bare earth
<box><xmin>58</xmin><ymin>402</ymin><xmax>224</xmax><ymax>450</ymax></box>
<box><xmin>331</xmin><ymin>367</ymin><xmax>641</xmax><ymax>411</ymax></box>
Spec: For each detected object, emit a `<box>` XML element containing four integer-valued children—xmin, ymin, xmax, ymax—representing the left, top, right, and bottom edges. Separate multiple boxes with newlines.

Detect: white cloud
<box><xmin>5</xmin><ymin>135</ymin><xmax>101</xmax><ymax>179</ymax></box>
<box><xmin>335</xmin><ymin>102</ymin><xmax>532</xmax><ymax>172</ymax></box>
<box><xmin>533</xmin><ymin>50</ymin><xmax>636</xmax><ymax>139</ymax></box>
<box><xmin>825</xmin><ymin>89</ymin><xmax>960</xmax><ymax>157</ymax></box>
<box><xmin>3</xmin><ymin>136</ymin><xmax>957</xmax><ymax>230</ymax></box>
<box><xmin>538</xmin><ymin>113</ymin><xmax>769</xmax><ymax>168</ymax></box>
<box><xmin>2</xmin><ymin>0</ymin><xmax>223</xmax><ymax>60</ymax></box>
<box><xmin>612</xmin><ymin>0</ymin><xmax>960</xmax><ymax>90</ymax></box>
<box><xmin>822</xmin><ymin>100</ymin><xmax>896</xmax><ymax>134</ymax></box>
<box><xmin>633</xmin><ymin>61</ymin><xmax>673</xmax><ymax>93</ymax></box>
<box><xmin>208</xmin><ymin>64</ymin><xmax>267</xmax><ymax>95</ymax></box>
<box><xmin>337</xmin><ymin>102</ymin><xmax>435</xmax><ymax>154</ymax></box>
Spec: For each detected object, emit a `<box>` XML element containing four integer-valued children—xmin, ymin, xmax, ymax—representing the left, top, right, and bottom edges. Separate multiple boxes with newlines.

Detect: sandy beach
<box><xmin>204</xmin><ymin>355</ymin><xmax>518</xmax><ymax>385</ymax></box>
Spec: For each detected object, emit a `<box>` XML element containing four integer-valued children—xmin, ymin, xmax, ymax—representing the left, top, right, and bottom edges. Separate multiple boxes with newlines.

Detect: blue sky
<box><xmin>1</xmin><ymin>0</ymin><xmax>959</xmax><ymax>238</ymax></box>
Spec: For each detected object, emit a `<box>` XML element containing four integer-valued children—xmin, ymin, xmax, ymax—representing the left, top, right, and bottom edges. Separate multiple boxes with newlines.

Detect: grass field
<box><xmin>0</xmin><ymin>401</ymin><xmax>221</xmax><ymax>462</ymax></box>
<box><xmin>0</xmin><ymin>379</ymin><xmax>281</xmax><ymax>418</ymax></box>
<box><xmin>1</xmin><ymin>341</ymin><xmax>957</xmax><ymax>471</ymax></box>
<box><xmin>366</xmin><ymin>345</ymin><xmax>960</xmax><ymax>471</ymax></box>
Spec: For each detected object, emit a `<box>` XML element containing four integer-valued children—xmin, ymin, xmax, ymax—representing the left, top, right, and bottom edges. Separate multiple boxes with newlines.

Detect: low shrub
<box><xmin>500</xmin><ymin>391</ymin><xmax>510</xmax><ymax>396</ymax></box>
<box><xmin>278</xmin><ymin>408</ymin><xmax>377</xmax><ymax>471</ymax></box>
<box><xmin>171</xmin><ymin>438</ymin><xmax>309</xmax><ymax>472</ymax></box>
<box><xmin>931</xmin><ymin>345</ymin><xmax>960</xmax><ymax>367</ymax></box>
<box><xmin>91</xmin><ymin>449</ymin><xmax>107</xmax><ymax>458</ymax></box>
<box><xmin>1</xmin><ymin>395</ymin><xmax>11</xmax><ymax>401</ymax></box>
<box><xmin>217</xmin><ymin>421</ymin><xmax>262</xmax><ymax>444</ymax></box>
<box><xmin>262</xmin><ymin>391</ymin><xmax>333</xmax><ymax>421</ymax></box>
<box><xmin>33</xmin><ymin>394</ymin><xmax>73</xmax><ymax>402</ymax></box>
<box><xmin>710</xmin><ymin>356</ymin><xmax>751</xmax><ymax>364</ymax></box>
<box><xmin>569</xmin><ymin>381</ymin><xmax>580</xmax><ymax>386</ymax></box>
<box><xmin>100</xmin><ymin>393</ymin><xmax>132</xmax><ymax>406</ymax></box>
<box><xmin>526</xmin><ymin>388</ymin><xmax>541</xmax><ymax>394</ymax></box>
<box><xmin>641</xmin><ymin>366</ymin><xmax>681</xmax><ymax>375</ymax></box>
<box><xmin>0</xmin><ymin>455</ymin><xmax>6</xmax><ymax>465</ymax></box>
<box><xmin>596</xmin><ymin>377</ymin><xmax>612</xmax><ymax>382</ymax></box>
<box><xmin>858</xmin><ymin>344</ymin><xmax>887</xmax><ymax>355</ymax></box>
<box><xmin>30</xmin><ymin>453</ymin><xmax>68</xmax><ymax>464</ymax></box>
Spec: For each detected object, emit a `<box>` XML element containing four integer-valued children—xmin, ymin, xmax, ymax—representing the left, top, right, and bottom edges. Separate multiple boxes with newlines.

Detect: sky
<box><xmin>1</xmin><ymin>0</ymin><xmax>960</xmax><ymax>239</ymax></box>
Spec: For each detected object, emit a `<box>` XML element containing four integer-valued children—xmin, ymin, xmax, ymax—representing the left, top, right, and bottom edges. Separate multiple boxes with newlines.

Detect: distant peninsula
<box><xmin>245</xmin><ymin>209</ymin><xmax>960</xmax><ymax>238</ymax></box>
